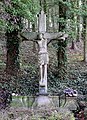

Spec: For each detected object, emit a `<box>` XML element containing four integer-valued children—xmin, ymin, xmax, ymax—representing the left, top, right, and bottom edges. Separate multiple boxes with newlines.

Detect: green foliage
<box><xmin>52</xmin><ymin>0</ymin><xmax>87</xmax><ymax>40</ymax></box>
<box><xmin>1</xmin><ymin>0</ymin><xmax>40</xmax><ymax>32</ymax></box>
<box><xmin>0</xmin><ymin>19</ymin><xmax>6</xmax><ymax>32</ymax></box>
<box><xmin>30</xmin><ymin>108</ymin><xmax>75</xmax><ymax>120</ymax></box>
<box><xmin>1</xmin><ymin>63</ymin><xmax>39</xmax><ymax>95</ymax></box>
<box><xmin>0</xmin><ymin>2</ymin><xmax>6</xmax><ymax>32</ymax></box>
<box><xmin>47</xmin><ymin>111</ymin><xmax>75</xmax><ymax>120</ymax></box>
<box><xmin>5</xmin><ymin>0</ymin><xmax>40</xmax><ymax>20</ymax></box>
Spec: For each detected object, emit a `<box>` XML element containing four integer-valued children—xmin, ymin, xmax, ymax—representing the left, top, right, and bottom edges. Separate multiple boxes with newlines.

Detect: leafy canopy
<box><xmin>0</xmin><ymin>0</ymin><xmax>40</xmax><ymax>32</ymax></box>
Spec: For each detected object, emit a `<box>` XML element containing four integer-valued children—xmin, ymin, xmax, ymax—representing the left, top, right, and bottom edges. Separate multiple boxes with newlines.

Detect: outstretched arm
<box><xmin>46</xmin><ymin>32</ymin><xmax>68</xmax><ymax>45</ymax></box>
<box><xmin>20</xmin><ymin>32</ymin><xmax>39</xmax><ymax>43</ymax></box>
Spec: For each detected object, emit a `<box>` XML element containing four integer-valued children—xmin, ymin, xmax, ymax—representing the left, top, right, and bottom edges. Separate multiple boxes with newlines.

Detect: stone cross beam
<box><xmin>21</xmin><ymin>10</ymin><xmax>68</xmax><ymax>95</ymax></box>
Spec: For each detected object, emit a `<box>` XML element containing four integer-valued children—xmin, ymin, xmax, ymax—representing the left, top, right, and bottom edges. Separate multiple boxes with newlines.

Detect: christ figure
<box><xmin>37</xmin><ymin>33</ymin><xmax>49</xmax><ymax>92</ymax></box>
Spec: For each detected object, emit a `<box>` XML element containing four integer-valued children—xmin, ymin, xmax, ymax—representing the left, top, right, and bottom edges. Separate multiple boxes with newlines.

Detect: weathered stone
<box><xmin>77</xmin><ymin>94</ymin><xmax>87</xmax><ymax>110</ymax></box>
<box><xmin>39</xmin><ymin>10</ymin><xmax>46</xmax><ymax>33</ymax></box>
<box><xmin>33</xmin><ymin>95</ymin><xmax>54</xmax><ymax>108</ymax></box>
<box><xmin>64</xmin><ymin>99</ymin><xmax>78</xmax><ymax>111</ymax></box>
<box><xmin>20</xmin><ymin>10</ymin><xmax>68</xmax><ymax>107</ymax></box>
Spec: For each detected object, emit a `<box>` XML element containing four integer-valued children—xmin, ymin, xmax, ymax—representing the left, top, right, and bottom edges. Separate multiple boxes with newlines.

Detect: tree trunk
<box><xmin>58</xmin><ymin>0</ymin><xmax>67</xmax><ymax>80</ymax></box>
<box><xmin>6</xmin><ymin>30</ymin><xmax>20</xmax><ymax>75</ymax></box>
<box><xmin>57</xmin><ymin>40</ymin><xmax>67</xmax><ymax>80</ymax></box>
<box><xmin>83</xmin><ymin>0</ymin><xmax>87</xmax><ymax>62</ymax></box>
<box><xmin>76</xmin><ymin>0</ymin><xmax>83</xmax><ymax>42</ymax></box>
<box><xmin>32</xmin><ymin>24</ymin><xmax>37</xmax><ymax>52</ymax></box>
<box><xmin>83</xmin><ymin>18</ymin><xmax>87</xmax><ymax>62</ymax></box>
<box><xmin>59</xmin><ymin>0</ymin><xmax>66</xmax><ymax>31</ymax></box>
<box><xmin>70</xmin><ymin>40</ymin><xmax>78</xmax><ymax>50</ymax></box>
<box><xmin>79</xmin><ymin>16</ymin><xmax>83</xmax><ymax>41</ymax></box>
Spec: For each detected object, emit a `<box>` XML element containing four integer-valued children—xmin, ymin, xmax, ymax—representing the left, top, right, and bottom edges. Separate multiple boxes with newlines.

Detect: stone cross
<box><xmin>38</xmin><ymin>10</ymin><xmax>46</xmax><ymax>33</ymax></box>
<box><xmin>21</xmin><ymin>10</ymin><xmax>68</xmax><ymax>95</ymax></box>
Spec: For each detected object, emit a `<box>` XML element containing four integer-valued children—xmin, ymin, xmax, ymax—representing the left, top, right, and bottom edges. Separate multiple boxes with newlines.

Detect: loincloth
<box><xmin>38</xmin><ymin>52</ymin><xmax>49</xmax><ymax>65</ymax></box>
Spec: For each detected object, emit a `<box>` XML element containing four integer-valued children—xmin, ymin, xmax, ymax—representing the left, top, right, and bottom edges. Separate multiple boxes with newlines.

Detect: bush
<box><xmin>48</xmin><ymin>108</ymin><xmax>75</xmax><ymax>120</ymax></box>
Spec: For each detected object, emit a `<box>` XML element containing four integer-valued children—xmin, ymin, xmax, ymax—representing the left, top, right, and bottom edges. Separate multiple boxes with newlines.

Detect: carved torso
<box><xmin>38</xmin><ymin>38</ymin><xmax>49</xmax><ymax>65</ymax></box>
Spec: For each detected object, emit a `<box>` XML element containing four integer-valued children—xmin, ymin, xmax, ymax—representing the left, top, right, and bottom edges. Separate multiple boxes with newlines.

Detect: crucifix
<box><xmin>21</xmin><ymin>10</ymin><xmax>68</xmax><ymax>95</ymax></box>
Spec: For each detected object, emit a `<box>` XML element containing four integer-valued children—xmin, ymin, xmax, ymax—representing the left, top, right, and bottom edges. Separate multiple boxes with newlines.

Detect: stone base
<box><xmin>33</xmin><ymin>94</ymin><xmax>54</xmax><ymax>108</ymax></box>
<box><xmin>39</xmin><ymin>84</ymin><xmax>47</xmax><ymax>94</ymax></box>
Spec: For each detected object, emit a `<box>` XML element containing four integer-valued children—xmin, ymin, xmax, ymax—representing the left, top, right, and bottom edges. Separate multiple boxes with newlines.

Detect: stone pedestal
<box><xmin>36</xmin><ymin>95</ymin><xmax>52</xmax><ymax>106</ymax></box>
<box><xmin>33</xmin><ymin>93</ymin><xmax>54</xmax><ymax>108</ymax></box>
<box><xmin>39</xmin><ymin>85</ymin><xmax>47</xmax><ymax>94</ymax></box>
